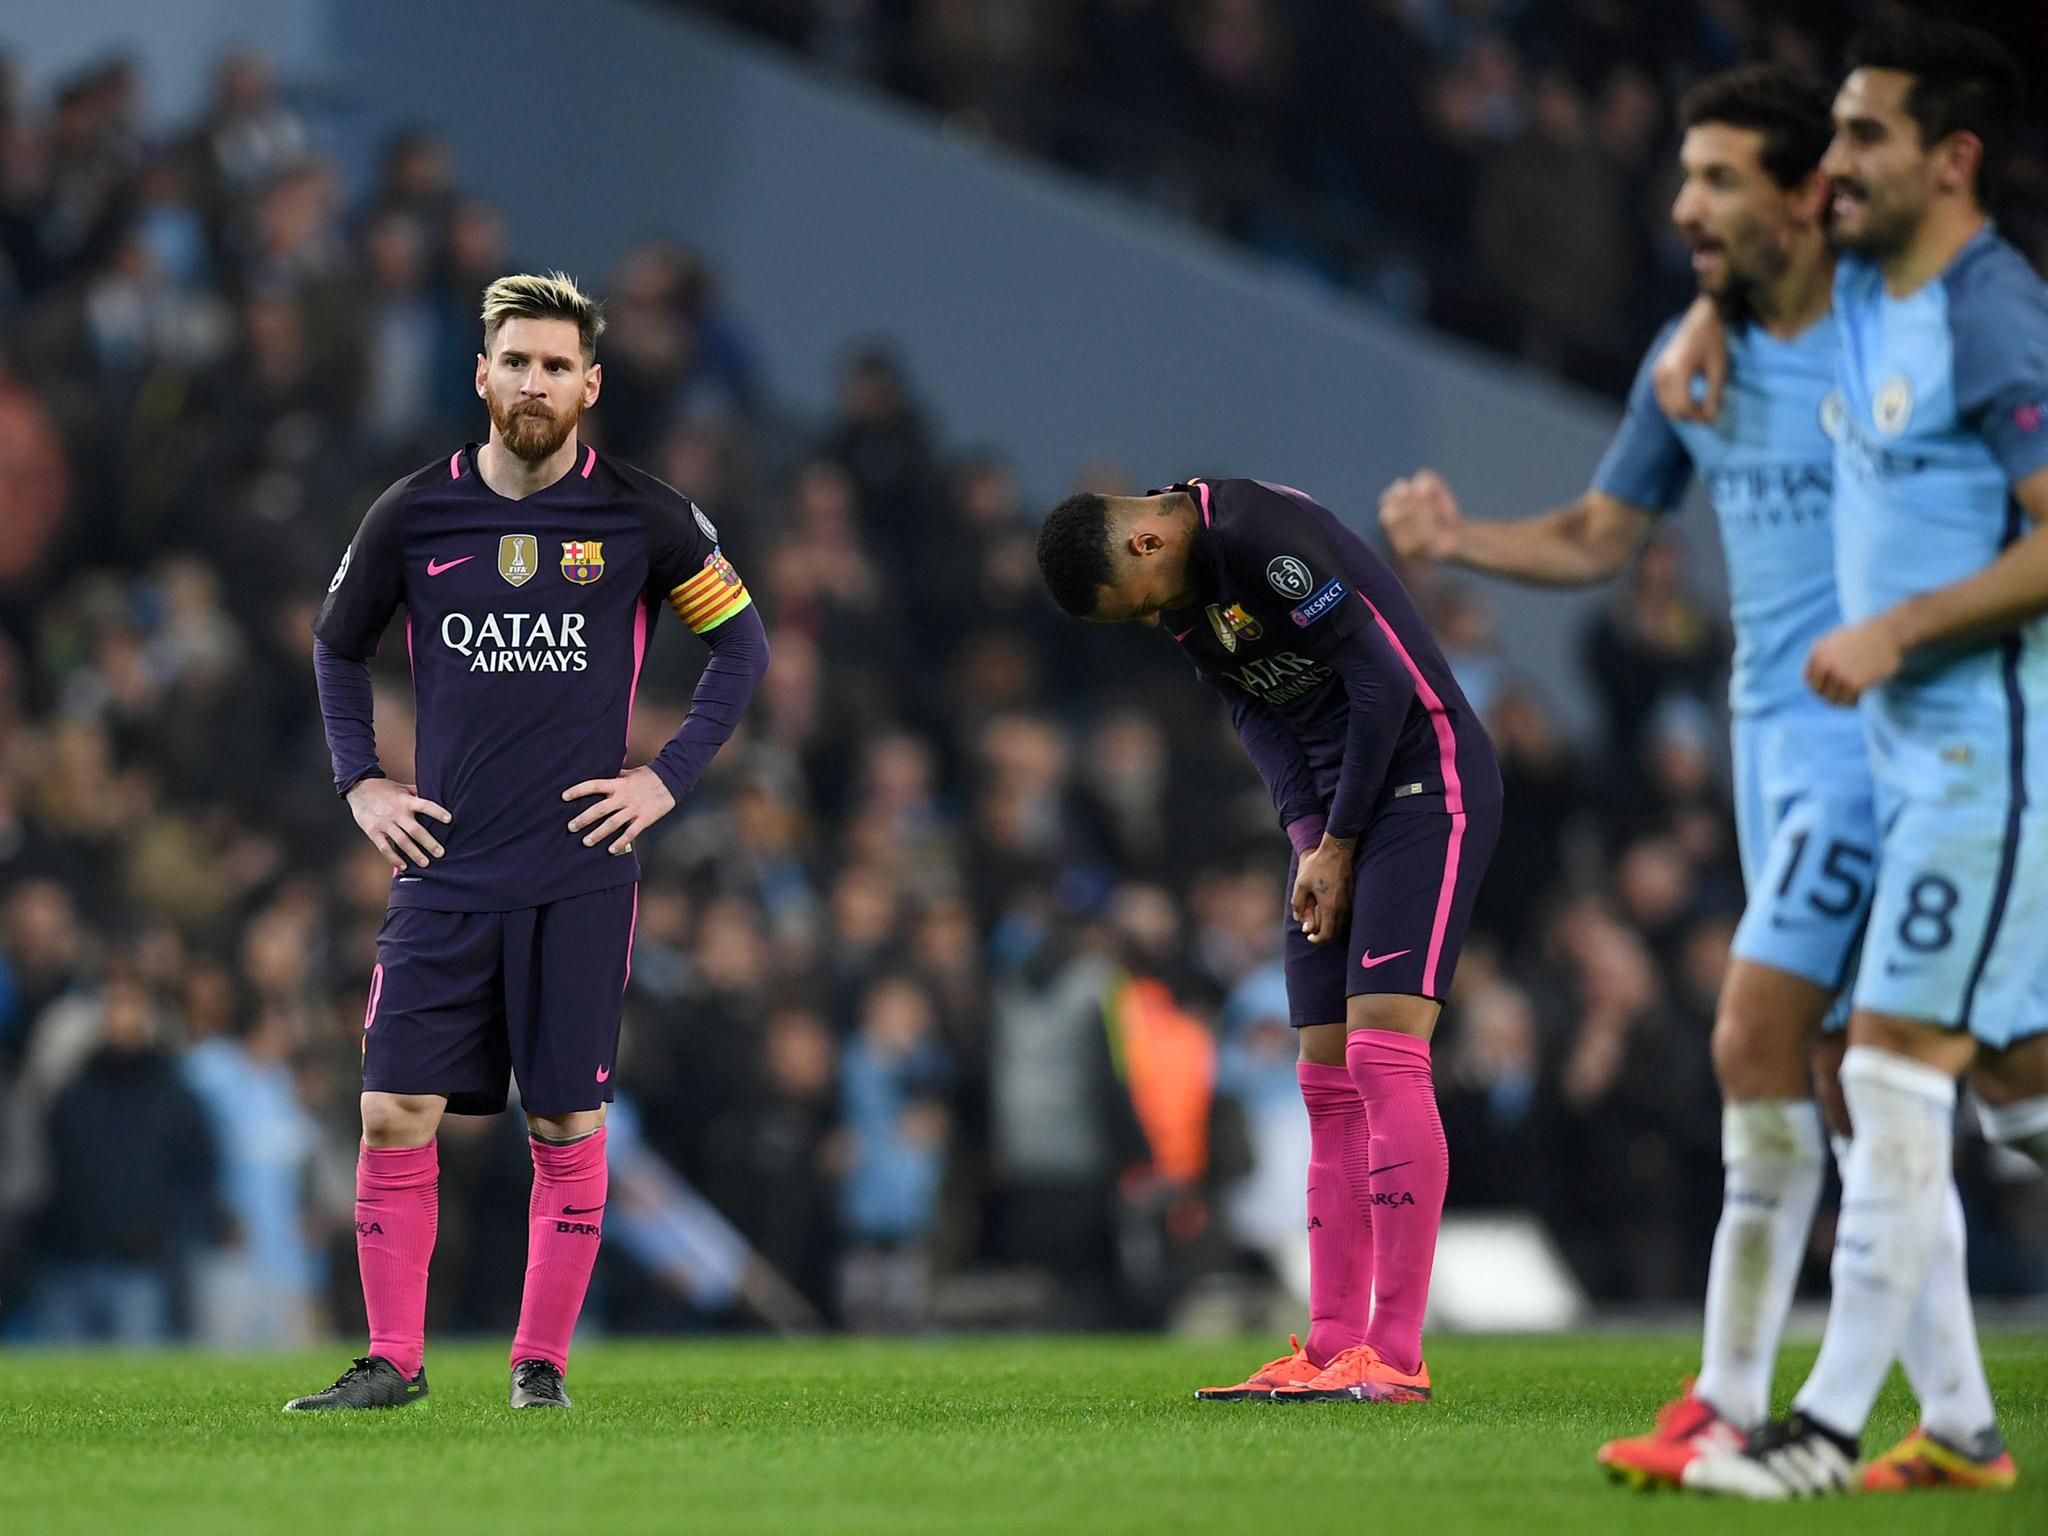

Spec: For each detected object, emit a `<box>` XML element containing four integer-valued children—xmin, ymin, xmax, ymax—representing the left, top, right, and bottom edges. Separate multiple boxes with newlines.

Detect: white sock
<box><xmin>1896</xmin><ymin>1181</ymin><xmax>1998</xmax><ymax>1444</ymax></box>
<box><xmin>1978</xmin><ymin>1093</ymin><xmax>2048</xmax><ymax>1174</ymax></box>
<box><xmin>1794</xmin><ymin>1047</ymin><xmax>1956</xmax><ymax>1439</ymax></box>
<box><xmin>1695</xmin><ymin>1100</ymin><xmax>1825</xmax><ymax>1427</ymax></box>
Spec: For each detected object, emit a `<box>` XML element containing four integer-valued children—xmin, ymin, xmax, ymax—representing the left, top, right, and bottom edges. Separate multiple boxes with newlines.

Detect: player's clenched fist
<box><xmin>563</xmin><ymin>764</ymin><xmax>676</xmax><ymax>855</ymax></box>
<box><xmin>347</xmin><ymin>778</ymin><xmax>453</xmax><ymax>868</ymax></box>
<box><xmin>1804</xmin><ymin>616</ymin><xmax>1904</xmax><ymax>706</ymax></box>
<box><xmin>1379</xmin><ymin>470</ymin><xmax>1462</xmax><ymax>563</ymax></box>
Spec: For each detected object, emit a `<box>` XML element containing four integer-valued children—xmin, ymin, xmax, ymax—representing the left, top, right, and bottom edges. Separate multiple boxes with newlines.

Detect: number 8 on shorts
<box><xmin>1854</xmin><ymin>797</ymin><xmax>2048</xmax><ymax>1046</ymax></box>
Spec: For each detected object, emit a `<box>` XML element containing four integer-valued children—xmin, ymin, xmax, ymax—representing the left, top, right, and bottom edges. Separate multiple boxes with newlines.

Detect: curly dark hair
<box><xmin>1847</xmin><ymin>16</ymin><xmax>2023</xmax><ymax>201</ymax></box>
<box><xmin>1678</xmin><ymin>64</ymin><xmax>1835</xmax><ymax>191</ymax></box>
<box><xmin>1036</xmin><ymin>493</ymin><xmax>1114</xmax><ymax>617</ymax></box>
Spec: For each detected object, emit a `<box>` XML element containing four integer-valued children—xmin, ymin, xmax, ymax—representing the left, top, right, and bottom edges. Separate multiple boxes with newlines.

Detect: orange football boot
<box><xmin>1194</xmin><ymin>1335</ymin><xmax>1320</xmax><ymax>1401</ymax></box>
<box><xmin>1596</xmin><ymin>1381</ymin><xmax>1747</xmax><ymax>1490</ymax></box>
<box><xmin>1861</xmin><ymin>1426</ymin><xmax>2018</xmax><ymax>1493</ymax></box>
<box><xmin>1272</xmin><ymin>1342</ymin><xmax>1431</xmax><ymax>1403</ymax></box>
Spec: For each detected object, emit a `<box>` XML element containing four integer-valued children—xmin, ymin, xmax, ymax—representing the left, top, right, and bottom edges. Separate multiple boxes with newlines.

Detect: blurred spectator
<box><xmin>32</xmin><ymin>967</ymin><xmax>218</xmax><ymax>1343</ymax></box>
<box><xmin>182</xmin><ymin>973</ymin><xmax>324</xmax><ymax>1348</ymax></box>
<box><xmin>837</xmin><ymin>973</ymin><xmax>951</xmax><ymax>1331</ymax></box>
<box><xmin>1582</xmin><ymin>533</ymin><xmax>1729</xmax><ymax>768</ymax></box>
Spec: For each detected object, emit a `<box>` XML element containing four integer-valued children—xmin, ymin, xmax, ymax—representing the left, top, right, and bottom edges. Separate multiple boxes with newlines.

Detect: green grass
<box><xmin>3</xmin><ymin>1332</ymin><xmax>2044</xmax><ymax>1535</ymax></box>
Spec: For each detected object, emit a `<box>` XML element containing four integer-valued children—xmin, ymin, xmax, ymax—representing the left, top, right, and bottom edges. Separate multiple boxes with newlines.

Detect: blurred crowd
<box><xmin>688</xmin><ymin>0</ymin><xmax>2048</xmax><ymax>397</ymax></box>
<box><xmin>1</xmin><ymin>43</ymin><xmax>2043</xmax><ymax>1352</ymax></box>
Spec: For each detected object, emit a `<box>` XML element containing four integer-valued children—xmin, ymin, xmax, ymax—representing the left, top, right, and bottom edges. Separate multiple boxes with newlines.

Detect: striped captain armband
<box><xmin>668</xmin><ymin>549</ymin><xmax>753</xmax><ymax>633</ymax></box>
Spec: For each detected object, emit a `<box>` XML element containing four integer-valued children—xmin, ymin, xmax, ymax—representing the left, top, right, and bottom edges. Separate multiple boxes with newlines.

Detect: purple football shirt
<box><xmin>1160</xmin><ymin>478</ymin><xmax>1499</xmax><ymax>838</ymax></box>
<box><xmin>315</xmin><ymin>442</ymin><xmax>758</xmax><ymax>911</ymax></box>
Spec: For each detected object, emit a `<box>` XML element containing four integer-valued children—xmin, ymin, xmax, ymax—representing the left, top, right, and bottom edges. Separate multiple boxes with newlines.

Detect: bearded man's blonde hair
<box><xmin>480</xmin><ymin>271</ymin><xmax>606</xmax><ymax>363</ymax></box>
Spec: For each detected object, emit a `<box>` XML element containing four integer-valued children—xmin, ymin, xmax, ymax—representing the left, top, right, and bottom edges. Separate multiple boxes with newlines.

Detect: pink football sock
<box><xmin>512</xmin><ymin>1126</ymin><xmax>609</xmax><ymax>1373</ymax></box>
<box><xmin>1347</xmin><ymin>1029</ymin><xmax>1447</xmax><ymax>1376</ymax></box>
<box><xmin>1298</xmin><ymin>1062</ymin><xmax>1372</xmax><ymax>1366</ymax></box>
<box><xmin>356</xmin><ymin>1141</ymin><xmax>439</xmax><ymax>1378</ymax></box>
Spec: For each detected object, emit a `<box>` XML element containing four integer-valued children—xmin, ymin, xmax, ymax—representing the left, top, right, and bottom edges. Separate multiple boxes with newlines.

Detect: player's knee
<box><xmin>1345</xmin><ymin>993</ymin><xmax>1437</xmax><ymax>1039</ymax></box>
<box><xmin>527</xmin><ymin>1106</ymin><xmax>606</xmax><ymax>1143</ymax></box>
<box><xmin>1710</xmin><ymin>995</ymin><xmax>1809</xmax><ymax>1099</ymax></box>
<box><xmin>360</xmin><ymin>1092</ymin><xmax>440</xmax><ymax>1148</ymax></box>
<box><xmin>1712</xmin><ymin>960</ymin><xmax>1838</xmax><ymax>1099</ymax></box>
<box><xmin>1296</xmin><ymin>1021</ymin><xmax>1347</xmax><ymax>1067</ymax></box>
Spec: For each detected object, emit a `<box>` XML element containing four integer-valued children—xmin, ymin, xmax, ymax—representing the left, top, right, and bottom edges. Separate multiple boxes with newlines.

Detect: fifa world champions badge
<box><xmin>562</xmin><ymin>540</ymin><xmax>606</xmax><ymax>584</ymax></box>
<box><xmin>499</xmin><ymin>534</ymin><xmax>539</xmax><ymax>587</ymax></box>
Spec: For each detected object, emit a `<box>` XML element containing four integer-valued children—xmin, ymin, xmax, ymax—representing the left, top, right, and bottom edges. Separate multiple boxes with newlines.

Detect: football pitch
<box><xmin>5</xmin><ymin>1331</ymin><xmax>2043</xmax><ymax>1535</ymax></box>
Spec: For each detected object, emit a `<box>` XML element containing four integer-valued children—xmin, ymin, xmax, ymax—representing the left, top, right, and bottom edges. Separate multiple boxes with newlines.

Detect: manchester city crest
<box><xmin>499</xmin><ymin>534</ymin><xmax>539</xmax><ymax>587</ymax></box>
<box><xmin>562</xmin><ymin>539</ymin><xmax>606</xmax><ymax>584</ymax></box>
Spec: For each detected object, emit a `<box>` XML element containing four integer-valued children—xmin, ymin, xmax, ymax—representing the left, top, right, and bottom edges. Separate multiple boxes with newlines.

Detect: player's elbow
<box><xmin>1571</xmin><ymin>499</ymin><xmax>1651</xmax><ymax>582</ymax></box>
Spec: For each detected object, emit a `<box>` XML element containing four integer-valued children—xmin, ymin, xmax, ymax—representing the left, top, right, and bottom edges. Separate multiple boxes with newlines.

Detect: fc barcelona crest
<box><xmin>499</xmin><ymin>534</ymin><xmax>539</xmax><ymax>587</ymax></box>
<box><xmin>561</xmin><ymin>539</ymin><xmax>606</xmax><ymax>584</ymax></box>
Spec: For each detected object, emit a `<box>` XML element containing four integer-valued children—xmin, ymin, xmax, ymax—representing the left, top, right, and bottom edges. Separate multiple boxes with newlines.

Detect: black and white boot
<box><xmin>1682</xmin><ymin>1411</ymin><xmax>1859</xmax><ymax>1498</ymax></box>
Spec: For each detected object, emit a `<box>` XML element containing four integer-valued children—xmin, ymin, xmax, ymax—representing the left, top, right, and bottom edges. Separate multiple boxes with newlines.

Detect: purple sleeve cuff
<box><xmin>1286</xmin><ymin>814</ymin><xmax>1327</xmax><ymax>856</ymax></box>
<box><xmin>649</xmin><ymin>605</ymin><xmax>769</xmax><ymax>803</ymax></box>
<box><xmin>313</xmin><ymin>639</ymin><xmax>383</xmax><ymax>796</ymax></box>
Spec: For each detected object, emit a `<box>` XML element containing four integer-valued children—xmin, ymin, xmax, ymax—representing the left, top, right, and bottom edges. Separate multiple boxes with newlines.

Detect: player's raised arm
<box><xmin>312</xmin><ymin>480</ymin><xmax>453</xmax><ymax>869</ymax></box>
<box><xmin>1382</xmin><ymin>321</ymin><xmax>1684</xmax><ymax>587</ymax></box>
<box><xmin>1381</xmin><ymin>473</ymin><xmax>1655</xmax><ymax>586</ymax></box>
<box><xmin>563</xmin><ymin>492</ymin><xmax>769</xmax><ymax>856</ymax></box>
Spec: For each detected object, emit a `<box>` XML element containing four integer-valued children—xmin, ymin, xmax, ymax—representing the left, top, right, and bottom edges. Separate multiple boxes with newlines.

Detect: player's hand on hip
<box><xmin>347</xmin><ymin>778</ymin><xmax>452</xmax><ymax>869</ymax></box>
<box><xmin>1804</xmin><ymin>617</ymin><xmax>1902</xmax><ymax>706</ymax></box>
<box><xmin>564</xmin><ymin>765</ymin><xmax>675</xmax><ymax>855</ymax></box>
<box><xmin>1379</xmin><ymin>470</ymin><xmax>1461</xmax><ymax>563</ymax></box>
<box><xmin>1291</xmin><ymin>836</ymin><xmax>1354</xmax><ymax>946</ymax></box>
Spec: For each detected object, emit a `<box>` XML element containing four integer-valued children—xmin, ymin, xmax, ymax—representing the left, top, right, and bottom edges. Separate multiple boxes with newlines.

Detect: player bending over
<box><xmin>1649</xmin><ymin>20</ymin><xmax>2048</xmax><ymax>1497</ymax></box>
<box><xmin>1038</xmin><ymin>477</ymin><xmax>1500</xmax><ymax>1404</ymax></box>
<box><xmin>290</xmin><ymin>273</ymin><xmax>768</xmax><ymax>1411</ymax></box>
<box><xmin>1383</xmin><ymin>62</ymin><xmax>2002</xmax><ymax>1493</ymax></box>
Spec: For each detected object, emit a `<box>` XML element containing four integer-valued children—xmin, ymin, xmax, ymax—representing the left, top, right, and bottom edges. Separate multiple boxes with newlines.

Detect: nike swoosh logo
<box><xmin>426</xmin><ymin>556</ymin><xmax>474</xmax><ymax>576</ymax></box>
<box><xmin>562</xmin><ymin>1204</ymin><xmax>606</xmax><ymax>1216</ymax></box>
<box><xmin>1359</xmin><ymin>948</ymin><xmax>1413</xmax><ymax>969</ymax></box>
<box><xmin>595</xmin><ymin>1065</ymin><xmax>611</xmax><ymax>1082</ymax></box>
<box><xmin>1366</xmin><ymin>1160</ymin><xmax>1412</xmax><ymax>1178</ymax></box>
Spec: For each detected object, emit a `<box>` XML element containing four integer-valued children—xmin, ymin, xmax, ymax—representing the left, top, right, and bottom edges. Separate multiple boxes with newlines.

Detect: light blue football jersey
<box><xmin>1595</xmin><ymin>313</ymin><xmax>1844</xmax><ymax>719</ymax></box>
<box><xmin>1831</xmin><ymin>226</ymin><xmax>2048</xmax><ymax>805</ymax></box>
<box><xmin>1595</xmin><ymin>310</ymin><xmax>1876</xmax><ymax>1000</ymax></box>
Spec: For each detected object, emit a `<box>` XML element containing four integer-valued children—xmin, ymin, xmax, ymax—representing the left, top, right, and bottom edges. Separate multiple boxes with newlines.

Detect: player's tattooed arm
<box><xmin>1808</xmin><ymin>469</ymin><xmax>2048</xmax><ymax>704</ymax></box>
<box><xmin>347</xmin><ymin>778</ymin><xmax>453</xmax><ymax>869</ymax></box>
<box><xmin>1381</xmin><ymin>473</ymin><xmax>1653</xmax><ymax>586</ymax></box>
<box><xmin>1651</xmin><ymin>296</ymin><xmax>1728</xmax><ymax>424</ymax></box>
